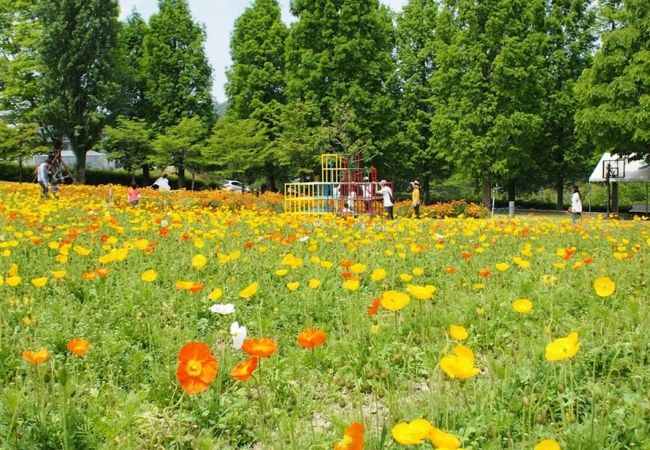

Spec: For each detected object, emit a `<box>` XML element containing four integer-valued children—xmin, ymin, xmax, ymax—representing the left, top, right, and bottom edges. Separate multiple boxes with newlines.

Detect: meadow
<box><xmin>0</xmin><ymin>182</ymin><xmax>649</xmax><ymax>450</ymax></box>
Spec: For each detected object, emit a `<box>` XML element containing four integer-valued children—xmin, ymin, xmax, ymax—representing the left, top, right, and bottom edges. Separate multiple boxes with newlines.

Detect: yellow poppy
<box><xmin>308</xmin><ymin>279</ymin><xmax>321</xmax><ymax>289</ymax></box>
<box><xmin>512</xmin><ymin>299</ymin><xmax>533</xmax><ymax>314</ymax></box>
<box><xmin>370</xmin><ymin>268</ymin><xmax>387</xmax><ymax>282</ymax></box>
<box><xmin>545</xmin><ymin>332</ymin><xmax>580</xmax><ymax>362</ymax></box>
<box><xmin>208</xmin><ymin>288</ymin><xmax>223</xmax><ymax>300</ymax></box>
<box><xmin>191</xmin><ymin>254</ymin><xmax>208</xmax><ymax>269</ymax></box>
<box><xmin>240</xmin><ymin>282</ymin><xmax>259</xmax><ymax>299</ymax></box>
<box><xmin>343</xmin><ymin>279</ymin><xmax>360</xmax><ymax>291</ymax></box>
<box><xmin>31</xmin><ymin>277</ymin><xmax>48</xmax><ymax>288</ymax></box>
<box><xmin>593</xmin><ymin>276</ymin><xmax>615</xmax><ymax>297</ymax></box>
<box><xmin>535</xmin><ymin>439</ymin><xmax>561</xmax><ymax>450</ymax></box>
<box><xmin>286</xmin><ymin>282</ymin><xmax>300</xmax><ymax>291</ymax></box>
<box><xmin>440</xmin><ymin>344</ymin><xmax>479</xmax><ymax>380</ymax></box>
<box><xmin>141</xmin><ymin>269</ymin><xmax>157</xmax><ymax>282</ymax></box>
<box><xmin>380</xmin><ymin>290</ymin><xmax>410</xmax><ymax>311</ymax></box>
<box><xmin>448</xmin><ymin>325</ymin><xmax>468</xmax><ymax>341</ymax></box>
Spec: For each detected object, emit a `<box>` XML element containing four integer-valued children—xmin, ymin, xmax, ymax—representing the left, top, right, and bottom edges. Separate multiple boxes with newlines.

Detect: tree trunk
<box><xmin>177</xmin><ymin>166</ymin><xmax>185</xmax><ymax>189</ymax></box>
<box><xmin>508</xmin><ymin>179</ymin><xmax>516</xmax><ymax>202</ymax></box>
<box><xmin>18</xmin><ymin>159</ymin><xmax>23</xmax><ymax>183</ymax></box>
<box><xmin>74</xmin><ymin>149</ymin><xmax>87</xmax><ymax>184</ymax></box>
<box><xmin>555</xmin><ymin>176</ymin><xmax>564</xmax><ymax>210</ymax></box>
<box><xmin>481</xmin><ymin>176</ymin><xmax>491</xmax><ymax>207</ymax></box>
<box><xmin>141</xmin><ymin>164</ymin><xmax>151</xmax><ymax>185</ymax></box>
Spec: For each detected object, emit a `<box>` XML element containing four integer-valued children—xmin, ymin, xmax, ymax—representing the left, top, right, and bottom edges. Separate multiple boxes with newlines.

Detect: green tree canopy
<box><xmin>576</xmin><ymin>0</ymin><xmax>650</xmax><ymax>161</ymax></box>
<box><xmin>284</xmin><ymin>0</ymin><xmax>396</xmax><ymax>167</ymax></box>
<box><xmin>37</xmin><ymin>0</ymin><xmax>120</xmax><ymax>183</ymax></box>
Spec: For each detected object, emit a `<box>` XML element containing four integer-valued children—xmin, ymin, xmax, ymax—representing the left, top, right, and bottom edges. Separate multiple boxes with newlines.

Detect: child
<box><xmin>128</xmin><ymin>183</ymin><xmax>141</xmax><ymax>206</ymax></box>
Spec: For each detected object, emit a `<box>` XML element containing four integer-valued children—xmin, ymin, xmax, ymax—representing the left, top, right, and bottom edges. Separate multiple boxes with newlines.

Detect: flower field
<box><xmin>1</xmin><ymin>182</ymin><xmax>649</xmax><ymax>450</ymax></box>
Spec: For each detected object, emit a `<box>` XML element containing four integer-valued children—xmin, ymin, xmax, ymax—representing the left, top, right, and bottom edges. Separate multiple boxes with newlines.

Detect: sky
<box><xmin>118</xmin><ymin>0</ymin><xmax>408</xmax><ymax>103</ymax></box>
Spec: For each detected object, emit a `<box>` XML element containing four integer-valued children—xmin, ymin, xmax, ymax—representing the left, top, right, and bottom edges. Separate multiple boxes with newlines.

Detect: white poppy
<box><xmin>210</xmin><ymin>303</ymin><xmax>235</xmax><ymax>315</ymax></box>
<box><xmin>230</xmin><ymin>321</ymin><xmax>247</xmax><ymax>350</ymax></box>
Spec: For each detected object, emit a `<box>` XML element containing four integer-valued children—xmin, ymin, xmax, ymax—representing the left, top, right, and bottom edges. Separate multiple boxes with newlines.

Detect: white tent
<box><xmin>589</xmin><ymin>153</ymin><xmax>650</xmax><ymax>183</ymax></box>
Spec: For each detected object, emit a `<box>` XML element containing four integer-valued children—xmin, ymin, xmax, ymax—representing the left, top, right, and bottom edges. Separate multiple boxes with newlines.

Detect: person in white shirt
<box><xmin>153</xmin><ymin>174</ymin><xmax>171</xmax><ymax>191</ymax></box>
<box><xmin>361</xmin><ymin>176</ymin><xmax>373</xmax><ymax>213</ymax></box>
<box><xmin>36</xmin><ymin>160</ymin><xmax>51</xmax><ymax>198</ymax></box>
<box><xmin>376</xmin><ymin>179</ymin><xmax>394</xmax><ymax>219</ymax></box>
<box><xmin>571</xmin><ymin>185</ymin><xmax>582</xmax><ymax>223</ymax></box>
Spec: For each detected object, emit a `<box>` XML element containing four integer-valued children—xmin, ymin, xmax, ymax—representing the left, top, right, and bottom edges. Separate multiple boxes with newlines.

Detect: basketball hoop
<box><xmin>602</xmin><ymin>159</ymin><xmax>626</xmax><ymax>180</ymax></box>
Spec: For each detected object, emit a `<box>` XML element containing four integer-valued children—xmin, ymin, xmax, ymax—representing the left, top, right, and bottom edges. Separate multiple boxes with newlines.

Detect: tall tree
<box><xmin>143</xmin><ymin>0</ymin><xmax>214</xmax><ymax>187</ymax></box>
<box><xmin>102</xmin><ymin>118</ymin><xmax>153</xmax><ymax>181</ymax></box>
<box><xmin>0</xmin><ymin>0</ymin><xmax>43</xmax><ymax>150</ymax></box>
<box><xmin>395</xmin><ymin>0</ymin><xmax>442</xmax><ymax>203</ymax></box>
<box><xmin>576</xmin><ymin>0</ymin><xmax>650</xmax><ymax>161</ymax></box>
<box><xmin>535</xmin><ymin>0</ymin><xmax>597</xmax><ymax>208</ymax></box>
<box><xmin>284</xmin><ymin>0</ymin><xmax>396</xmax><ymax>172</ymax></box>
<box><xmin>226</xmin><ymin>0</ymin><xmax>288</xmax><ymax>191</ymax></box>
<box><xmin>430</xmin><ymin>0</ymin><xmax>548</xmax><ymax>206</ymax></box>
<box><xmin>37</xmin><ymin>0</ymin><xmax>120</xmax><ymax>183</ymax></box>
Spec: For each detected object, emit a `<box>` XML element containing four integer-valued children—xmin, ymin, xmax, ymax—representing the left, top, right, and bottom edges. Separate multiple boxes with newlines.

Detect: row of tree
<box><xmin>1</xmin><ymin>0</ymin><xmax>648</xmax><ymax>205</ymax></box>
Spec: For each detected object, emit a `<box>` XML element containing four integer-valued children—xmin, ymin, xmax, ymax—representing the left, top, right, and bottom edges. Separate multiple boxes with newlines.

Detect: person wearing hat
<box><xmin>376</xmin><ymin>179</ymin><xmax>394</xmax><ymax>219</ymax></box>
<box><xmin>411</xmin><ymin>180</ymin><xmax>421</xmax><ymax>218</ymax></box>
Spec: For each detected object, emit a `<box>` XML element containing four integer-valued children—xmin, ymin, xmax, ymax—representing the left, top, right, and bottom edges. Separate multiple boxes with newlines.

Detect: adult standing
<box><xmin>376</xmin><ymin>179</ymin><xmax>394</xmax><ymax>220</ymax></box>
<box><xmin>36</xmin><ymin>159</ymin><xmax>51</xmax><ymax>198</ymax></box>
<box><xmin>570</xmin><ymin>185</ymin><xmax>582</xmax><ymax>223</ymax></box>
<box><xmin>411</xmin><ymin>180</ymin><xmax>421</xmax><ymax>218</ymax></box>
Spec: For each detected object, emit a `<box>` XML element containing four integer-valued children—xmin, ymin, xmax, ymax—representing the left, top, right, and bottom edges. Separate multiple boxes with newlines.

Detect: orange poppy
<box><xmin>478</xmin><ymin>268</ymin><xmax>491</xmax><ymax>278</ymax></box>
<box><xmin>244</xmin><ymin>241</ymin><xmax>254</xmax><ymax>249</ymax></box>
<box><xmin>461</xmin><ymin>252</ymin><xmax>473</xmax><ymax>260</ymax></box>
<box><xmin>82</xmin><ymin>271</ymin><xmax>98</xmax><ymax>281</ymax></box>
<box><xmin>158</xmin><ymin>227</ymin><xmax>170</xmax><ymax>237</ymax></box>
<box><xmin>339</xmin><ymin>259</ymin><xmax>353</xmax><ymax>268</ymax></box>
<box><xmin>230</xmin><ymin>356</ymin><xmax>259</xmax><ymax>381</ymax></box>
<box><xmin>334</xmin><ymin>422</ymin><xmax>365</xmax><ymax>450</ymax></box>
<box><xmin>341</xmin><ymin>271</ymin><xmax>353</xmax><ymax>279</ymax></box>
<box><xmin>242</xmin><ymin>338</ymin><xmax>277</xmax><ymax>358</ymax></box>
<box><xmin>367</xmin><ymin>297</ymin><xmax>381</xmax><ymax>317</ymax></box>
<box><xmin>444</xmin><ymin>267</ymin><xmax>457</xmax><ymax>274</ymax></box>
<box><xmin>95</xmin><ymin>267</ymin><xmax>109</xmax><ymax>277</ymax></box>
<box><xmin>67</xmin><ymin>338</ymin><xmax>90</xmax><ymax>356</ymax></box>
<box><xmin>296</xmin><ymin>328</ymin><xmax>326</xmax><ymax>349</ymax></box>
<box><xmin>189</xmin><ymin>282</ymin><xmax>204</xmax><ymax>293</ymax></box>
<box><xmin>22</xmin><ymin>349</ymin><xmax>49</xmax><ymax>364</ymax></box>
<box><xmin>176</xmin><ymin>342</ymin><xmax>218</xmax><ymax>394</ymax></box>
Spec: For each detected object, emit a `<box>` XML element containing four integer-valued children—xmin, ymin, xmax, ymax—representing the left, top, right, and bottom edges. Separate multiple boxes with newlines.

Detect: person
<box><xmin>361</xmin><ymin>176</ymin><xmax>373</xmax><ymax>213</ymax></box>
<box><xmin>570</xmin><ymin>184</ymin><xmax>582</xmax><ymax>223</ymax></box>
<box><xmin>153</xmin><ymin>174</ymin><xmax>171</xmax><ymax>191</ymax></box>
<box><xmin>376</xmin><ymin>179</ymin><xmax>394</xmax><ymax>220</ymax></box>
<box><xmin>36</xmin><ymin>159</ymin><xmax>51</xmax><ymax>198</ymax></box>
<box><xmin>128</xmin><ymin>182</ymin><xmax>141</xmax><ymax>206</ymax></box>
<box><xmin>411</xmin><ymin>180</ymin><xmax>421</xmax><ymax>218</ymax></box>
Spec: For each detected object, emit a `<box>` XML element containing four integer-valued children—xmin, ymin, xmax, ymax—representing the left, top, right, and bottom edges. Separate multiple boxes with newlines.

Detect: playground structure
<box><xmin>283</xmin><ymin>153</ymin><xmax>392</xmax><ymax>215</ymax></box>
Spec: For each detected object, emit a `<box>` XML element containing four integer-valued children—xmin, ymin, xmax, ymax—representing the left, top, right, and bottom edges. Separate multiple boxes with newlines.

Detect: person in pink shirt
<box><xmin>128</xmin><ymin>182</ymin><xmax>141</xmax><ymax>206</ymax></box>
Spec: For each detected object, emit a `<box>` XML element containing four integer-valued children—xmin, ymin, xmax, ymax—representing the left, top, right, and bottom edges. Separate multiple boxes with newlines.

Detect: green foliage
<box><xmin>430</xmin><ymin>0</ymin><xmax>549</xmax><ymax>205</ymax></box>
<box><xmin>225</xmin><ymin>0</ymin><xmax>289</xmax><ymax>191</ymax></box>
<box><xmin>152</xmin><ymin>116</ymin><xmax>209</xmax><ymax>188</ymax></box>
<box><xmin>36</xmin><ymin>0</ymin><xmax>121</xmax><ymax>183</ymax></box>
<box><xmin>102</xmin><ymin>117</ymin><xmax>153</xmax><ymax>176</ymax></box>
<box><xmin>284</xmin><ymin>0</ymin><xmax>397</xmax><ymax>164</ymax></box>
<box><xmin>142</xmin><ymin>0</ymin><xmax>213</xmax><ymax>131</ymax></box>
<box><xmin>575</xmin><ymin>0</ymin><xmax>650</xmax><ymax>161</ymax></box>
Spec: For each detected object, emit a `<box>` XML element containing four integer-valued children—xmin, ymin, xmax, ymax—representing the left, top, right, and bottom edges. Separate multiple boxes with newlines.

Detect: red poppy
<box><xmin>296</xmin><ymin>328</ymin><xmax>326</xmax><ymax>349</ymax></box>
<box><xmin>158</xmin><ymin>227</ymin><xmax>170</xmax><ymax>237</ymax></box>
<box><xmin>367</xmin><ymin>297</ymin><xmax>381</xmax><ymax>317</ymax></box>
<box><xmin>180</xmin><ymin>233</ymin><xmax>191</xmax><ymax>242</ymax></box>
<box><xmin>176</xmin><ymin>342</ymin><xmax>218</xmax><ymax>395</ymax></box>
<box><xmin>242</xmin><ymin>338</ymin><xmax>277</xmax><ymax>358</ymax></box>
<box><xmin>244</xmin><ymin>240</ymin><xmax>254</xmax><ymax>249</ymax></box>
<box><xmin>230</xmin><ymin>356</ymin><xmax>259</xmax><ymax>381</ymax></box>
<box><xmin>461</xmin><ymin>252</ymin><xmax>473</xmax><ymax>260</ymax></box>
<box><xmin>341</xmin><ymin>271</ymin><xmax>353</xmax><ymax>279</ymax></box>
<box><xmin>479</xmin><ymin>268</ymin><xmax>491</xmax><ymax>278</ymax></box>
<box><xmin>334</xmin><ymin>422</ymin><xmax>365</xmax><ymax>450</ymax></box>
<box><xmin>67</xmin><ymin>338</ymin><xmax>90</xmax><ymax>356</ymax></box>
<box><xmin>190</xmin><ymin>282</ymin><xmax>204</xmax><ymax>293</ymax></box>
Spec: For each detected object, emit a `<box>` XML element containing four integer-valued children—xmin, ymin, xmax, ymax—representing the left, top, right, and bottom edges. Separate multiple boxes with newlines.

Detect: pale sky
<box><xmin>118</xmin><ymin>0</ymin><xmax>408</xmax><ymax>103</ymax></box>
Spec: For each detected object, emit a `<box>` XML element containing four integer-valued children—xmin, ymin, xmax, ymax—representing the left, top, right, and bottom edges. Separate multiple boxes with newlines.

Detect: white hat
<box><xmin>379</xmin><ymin>179</ymin><xmax>387</xmax><ymax>186</ymax></box>
<box><xmin>363</xmin><ymin>176</ymin><xmax>369</xmax><ymax>181</ymax></box>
